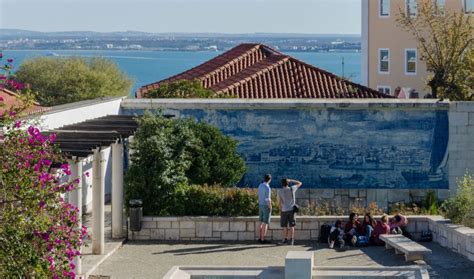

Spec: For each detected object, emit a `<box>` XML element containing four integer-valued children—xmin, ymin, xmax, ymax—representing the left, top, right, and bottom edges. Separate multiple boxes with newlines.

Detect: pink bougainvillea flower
<box><xmin>60</xmin><ymin>163</ymin><xmax>72</xmax><ymax>175</ymax></box>
<box><xmin>0</xmin><ymin>52</ymin><xmax>3</xmax><ymax>58</ymax></box>
<box><xmin>9</xmin><ymin>111</ymin><xmax>17</xmax><ymax>117</ymax></box>
<box><xmin>84</xmin><ymin>171</ymin><xmax>90</xmax><ymax>177</ymax></box>
<box><xmin>0</xmin><ymin>96</ymin><xmax>4</xmax><ymax>101</ymax></box>
<box><xmin>39</xmin><ymin>201</ymin><xmax>46</xmax><ymax>208</ymax></box>
<box><xmin>14</xmin><ymin>121</ymin><xmax>21</xmax><ymax>128</ymax></box>
<box><xmin>7</xmin><ymin>58</ymin><xmax>13</xmax><ymax>63</ymax></box>
<box><xmin>49</xmin><ymin>133</ymin><xmax>56</xmax><ymax>143</ymax></box>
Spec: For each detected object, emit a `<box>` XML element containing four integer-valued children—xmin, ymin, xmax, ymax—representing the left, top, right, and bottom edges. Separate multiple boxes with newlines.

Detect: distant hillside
<box><xmin>0</xmin><ymin>29</ymin><xmax>360</xmax><ymax>40</ymax></box>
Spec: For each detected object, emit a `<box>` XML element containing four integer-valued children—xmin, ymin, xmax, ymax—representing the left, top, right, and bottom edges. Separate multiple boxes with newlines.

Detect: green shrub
<box><xmin>125</xmin><ymin>113</ymin><xmax>196</xmax><ymax>215</ymax></box>
<box><xmin>441</xmin><ymin>173</ymin><xmax>474</xmax><ymax>227</ymax></box>
<box><xmin>15</xmin><ymin>57</ymin><xmax>132</xmax><ymax>106</ymax></box>
<box><xmin>125</xmin><ymin>112</ymin><xmax>246</xmax><ymax>215</ymax></box>
<box><xmin>183</xmin><ymin>186</ymin><xmax>256</xmax><ymax>216</ymax></box>
<box><xmin>147</xmin><ymin>80</ymin><xmax>220</xmax><ymax>98</ymax></box>
<box><xmin>299</xmin><ymin>201</ymin><xmax>384</xmax><ymax>216</ymax></box>
<box><xmin>186</xmin><ymin>121</ymin><xmax>246</xmax><ymax>186</ymax></box>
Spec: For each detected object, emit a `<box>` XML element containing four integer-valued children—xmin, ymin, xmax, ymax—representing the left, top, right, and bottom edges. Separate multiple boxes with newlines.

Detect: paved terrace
<box><xmin>92</xmin><ymin>241</ymin><xmax>474</xmax><ymax>278</ymax></box>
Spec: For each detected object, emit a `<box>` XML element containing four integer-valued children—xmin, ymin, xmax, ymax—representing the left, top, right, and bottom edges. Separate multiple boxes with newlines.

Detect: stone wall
<box><xmin>131</xmin><ymin>216</ymin><xmax>429</xmax><ymax>242</ymax></box>
<box><xmin>131</xmin><ymin>215</ymin><xmax>474</xmax><ymax>261</ymax></box>
<box><xmin>120</xmin><ymin>99</ymin><xmax>471</xmax><ymax>210</ymax></box>
<box><xmin>448</xmin><ymin>102</ymin><xmax>474</xmax><ymax>194</ymax></box>
<box><xmin>294</xmin><ymin>188</ymin><xmax>450</xmax><ymax>211</ymax></box>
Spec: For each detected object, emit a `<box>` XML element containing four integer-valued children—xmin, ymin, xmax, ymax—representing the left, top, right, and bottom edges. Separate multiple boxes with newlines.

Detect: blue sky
<box><xmin>0</xmin><ymin>0</ymin><xmax>361</xmax><ymax>34</ymax></box>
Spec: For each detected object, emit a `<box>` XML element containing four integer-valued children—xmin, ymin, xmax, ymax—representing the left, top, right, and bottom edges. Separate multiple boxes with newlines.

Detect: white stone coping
<box><xmin>313</xmin><ymin>266</ymin><xmax>430</xmax><ymax>279</ymax></box>
<box><xmin>121</xmin><ymin>98</ymin><xmax>450</xmax><ymax>110</ymax></box>
<box><xmin>163</xmin><ymin>265</ymin><xmax>429</xmax><ymax>279</ymax></box>
<box><xmin>142</xmin><ymin>215</ymin><xmax>444</xmax><ymax>222</ymax></box>
<box><xmin>163</xmin><ymin>266</ymin><xmax>284</xmax><ymax>279</ymax></box>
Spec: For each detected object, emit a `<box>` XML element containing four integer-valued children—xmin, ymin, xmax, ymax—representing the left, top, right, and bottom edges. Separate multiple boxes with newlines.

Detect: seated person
<box><xmin>390</xmin><ymin>213</ymin><xmax>412</xmax><ymax>239</ymax></box>
<box><xmin>329</xmin><ymin>219</ymin><xmax>345</xmax><ymax>249</ymax></box>
<box><xmin>343</xmin><ymin>212</ymin><xmax>364</xmax><ymax>246</ymax></box>
<box><xmin>355</xmin><ymin>213</ymin><xmax>376</xmax><ymax>246</ymax></box>
<box><xmin>371</xmin><ymin>214</ymin><xmax>391</xmax><ymax>245</ymax></box>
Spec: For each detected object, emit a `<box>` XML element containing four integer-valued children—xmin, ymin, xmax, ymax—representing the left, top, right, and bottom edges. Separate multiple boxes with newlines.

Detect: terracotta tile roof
<box><xmin>137</xmin><ymin>43</ymin><xmax>391</xmax><ymax>99</ymax></box>
<box><xmin>0</xmin><ymin>88</ymin><xmax>50</xmax><ymax>116</ymax></box>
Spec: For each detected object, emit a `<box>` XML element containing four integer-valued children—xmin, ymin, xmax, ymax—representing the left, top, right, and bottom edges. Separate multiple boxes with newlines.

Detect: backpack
<box><xmin>319</xmin><ymin>224</ymin><xmax>332</xmax><ymax>243</ymax></box>
<box><xmin>419</xmin><ymin>230</ymin><xmax>433</xmax><ymax>242</ymax></box>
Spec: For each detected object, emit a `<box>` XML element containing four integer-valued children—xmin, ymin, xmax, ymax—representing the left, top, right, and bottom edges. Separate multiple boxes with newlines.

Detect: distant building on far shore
<box><xmin>137</xmin><ymin>43</ymin><xmax>391</xmax><ymax>99</ymax></box>
<box><xmin>361</xmin><ymin>0</ymin><xmax>473</xmax><ymax>98</ymax></box>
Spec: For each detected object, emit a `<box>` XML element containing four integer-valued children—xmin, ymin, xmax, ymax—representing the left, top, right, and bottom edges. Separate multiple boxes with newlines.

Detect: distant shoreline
<box><xmin>2</xmin><ymin>48</ymin><xmax>361</xmax><ymax>53</ymax></box>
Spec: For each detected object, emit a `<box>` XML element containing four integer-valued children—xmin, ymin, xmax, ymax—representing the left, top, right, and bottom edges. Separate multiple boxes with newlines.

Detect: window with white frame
<box><xmin>406</xmin><ymin>0</ymin><xmax>417</xmax><ymax>17</ymax></box>
<box><xmin>377</xmin><ymin>86</ymin><xmax>391</xmax><ymax>95</ymax></box>
<box><xmin>380</xmin><ymin>0</ymin><xmax>390</xmax><ymax>17</ymax></box>
<box><xmin>465</xmin><ymin>0</ymin><xmax>474</xmax><ymax>13</ymax></box>
<box><xmin>379</xmin><ymin>49</ymin><xmax>390</xmax><ymax>73</ymax></box>
<box><xmin>405</xmin><ymin>49</ymin><xmax>417</xmax><ymax>74</ymax></box>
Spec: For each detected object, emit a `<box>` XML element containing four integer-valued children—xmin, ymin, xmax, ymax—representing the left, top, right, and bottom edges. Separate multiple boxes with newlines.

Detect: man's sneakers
<box><xmin>279</xmin><ymin>238</ymin><xmax>288</xmax><ymax>245</ymax></box>
<box><xmin>278</xmin><ymin>238</ymin><xmax>294</xmax><ymax>245</ymax></box>
<box><xmin>258</xmin><ymin>239</ymin><xmax>271</xmax><ymax>244</ymax></box>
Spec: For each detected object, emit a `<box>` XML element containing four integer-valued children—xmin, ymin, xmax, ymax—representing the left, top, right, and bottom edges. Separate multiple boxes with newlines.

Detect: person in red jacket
<box><xmin>371</xmin><ymin>214</ymin><xmax>391</xmax><ymax>246</ymax></box>
<box><xmin>344</xmin><ymin>212</ymin><xmax>364</xmax><ymax>245</ymax></box>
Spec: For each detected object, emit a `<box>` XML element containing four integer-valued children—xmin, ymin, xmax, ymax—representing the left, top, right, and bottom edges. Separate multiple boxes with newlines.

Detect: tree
<box><xmin>0</xmin><ymin>53</ymin><xmax>87</xmax><ymax>278</ymax></box>
<box><xmin>15</xmin><ymin>57</ymin><xmax>133</xmax><ymax>106</ymax></box>
<box><xmin>186</xmin><ymin>121</ymin><xmax>246</xmax><ymax>186</ymax></box>
<box><xmin>125</xmin><ymin>112</ymin><xmax>246</xmax><ymax>215</ymax></box>
<box><xmin>397</xmin><ymin>1</ymin><xmax>473</xmax><ymax>100</ymax></box>
<box><xmin>146</xmin><ymin>79</ymin><xmax>226</xmax><ymax>98</ymax></box>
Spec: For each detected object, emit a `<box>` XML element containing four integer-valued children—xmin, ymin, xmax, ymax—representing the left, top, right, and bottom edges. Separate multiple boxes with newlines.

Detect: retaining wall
<box><xmin>121</xmin><ymin>99</ymin><xmax>474</xmax><ymax>209</ymax></box>
<box><xmin>130</xmin><ymin>215</ymin><xmax>474</xmax><ymax>261</ymax></box>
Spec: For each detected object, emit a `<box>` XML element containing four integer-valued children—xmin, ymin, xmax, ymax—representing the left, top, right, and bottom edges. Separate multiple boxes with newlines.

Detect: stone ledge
<box><xmin>131</xmin><ymin>215</ymin><xmax>474</xmax><ymax>262</ymax></box>
<box><xmin>121</xmin><ymin>98</ymin><xmax>451</xmax><ymax>111</ymax></box>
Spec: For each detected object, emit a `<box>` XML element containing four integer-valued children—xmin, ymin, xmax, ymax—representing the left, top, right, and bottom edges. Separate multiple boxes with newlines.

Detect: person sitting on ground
<box><xmin>343</xmin><ymin>212</ymin><xmax>364</xmax><ymax>246</ymax></box>
<box><xmin>354</xmin><ymin>213</ymin><xmax>376</xmax><ymax>246</ymax></box>
<box><xmin>277</xmin><ymin>178</ymin><xmax>303</xmax><ymax>246</ymax></box>
<box><xmin>390</xmin><ymin>213</ymin><xmax>412</xmax><ymax>239</ymax></box>
<box><xmin>371</xmin><ymin>214</ymin><xmax>391</xmax><ymax>246</ymax></box>
<box><xmin>329</xmin><ymin>219</ymin><xmax>345</xmax><ymax>249</ymax></box>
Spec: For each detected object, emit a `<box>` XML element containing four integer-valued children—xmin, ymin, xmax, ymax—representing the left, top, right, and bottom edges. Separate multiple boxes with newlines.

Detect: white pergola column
<box><xmin>68</xmin><ymin>158</ymin><xmax>83</xmax><ymax>276</ymax></box>
<box><xmin>92</xmin><ymin>149</ymin><xmax>105</xmax><ymax>255</ymax></box>
<box><xmin>111</xmin><ymin>141</ymin><xmax>124</xmax><ymax>239</ymax></box>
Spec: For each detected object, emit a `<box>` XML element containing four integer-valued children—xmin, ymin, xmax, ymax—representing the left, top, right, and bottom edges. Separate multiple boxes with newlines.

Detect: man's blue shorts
<box><xmin>259</xmin><ymin>205</ymin><xmax>271</xmax><ymax>224</ymax></box>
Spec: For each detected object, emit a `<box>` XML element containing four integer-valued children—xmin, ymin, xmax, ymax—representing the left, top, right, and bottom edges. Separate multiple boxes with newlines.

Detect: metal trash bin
<box><xmin>129</xmin><ymin>199</ymin><xmax>143</xmax><ymax>232</ymax></box>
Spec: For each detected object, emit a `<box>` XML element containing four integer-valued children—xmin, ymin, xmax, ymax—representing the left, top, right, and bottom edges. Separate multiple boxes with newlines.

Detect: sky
<box><xmin>0</xmin><ymin>0</ymin><xmax>361</xmax><ymax>34</ymax></box>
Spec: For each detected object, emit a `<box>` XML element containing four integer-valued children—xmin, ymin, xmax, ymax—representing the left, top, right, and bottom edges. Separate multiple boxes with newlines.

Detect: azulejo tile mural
<box><xmin>123</xmin><ymin>108</ymin><xmax>449</xmax><ymax>189</ymax></box>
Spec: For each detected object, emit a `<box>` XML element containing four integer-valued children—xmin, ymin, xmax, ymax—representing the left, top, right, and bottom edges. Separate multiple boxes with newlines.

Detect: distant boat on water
<box><xmin>46</xmin><ymin>52</ymin><xmax>60</xmax><ymax>57</ymax></box>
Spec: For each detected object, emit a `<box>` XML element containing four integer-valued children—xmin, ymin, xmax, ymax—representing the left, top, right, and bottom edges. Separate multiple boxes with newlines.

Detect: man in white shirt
<box><xmin>277</xmin><ymin>178</ymin><xmax>302</xmax><ymax>245</ymax></box>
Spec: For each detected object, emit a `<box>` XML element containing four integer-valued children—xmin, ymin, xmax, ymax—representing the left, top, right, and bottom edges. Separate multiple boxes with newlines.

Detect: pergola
<box><xmin>44</xmin><ymin>115</ymin><xmax>140</xmax><ymax>275</ymax></box>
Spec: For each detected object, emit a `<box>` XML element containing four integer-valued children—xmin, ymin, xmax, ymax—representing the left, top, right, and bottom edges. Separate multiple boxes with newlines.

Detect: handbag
<box><xmin>291</xmin><ymin>187</ymin><xmax>300</xmax><ymax>213</ymax></box>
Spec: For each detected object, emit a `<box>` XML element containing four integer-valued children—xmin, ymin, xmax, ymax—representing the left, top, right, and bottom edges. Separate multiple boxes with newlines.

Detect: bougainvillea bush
<box><xmin>0</xmin><ymin>52</ymin><xmax>87</xmax><ymax>278</ymax></box>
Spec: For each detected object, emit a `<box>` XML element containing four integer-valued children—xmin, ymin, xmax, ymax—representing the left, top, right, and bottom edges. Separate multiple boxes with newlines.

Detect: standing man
<box><xmin>277</xmin><ymin>178</ymin><xmax>302</xmax><ymax>245</ymax></box>
<box><xmin>257</xmin><ymin>174</ymin><xmax>272</xmax><ymax>244</ymax></box>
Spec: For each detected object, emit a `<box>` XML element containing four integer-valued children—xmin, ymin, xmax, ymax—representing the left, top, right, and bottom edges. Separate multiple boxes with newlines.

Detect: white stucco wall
<box><xmin>36</xmin><ymin>97</ymin><xmax>123</xmax><ymax>130</ymax></box>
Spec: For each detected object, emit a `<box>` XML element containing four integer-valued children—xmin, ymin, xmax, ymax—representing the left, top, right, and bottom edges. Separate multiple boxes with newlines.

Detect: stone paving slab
<box><xmin>92</xmin><ymin>241</ymin><xmax>474</xmax><ymax>279</ymax></box>
<box><xmin>81</xmin><ymin>204</ymin><xmax>125</xmax><ymax>278</ymax></box>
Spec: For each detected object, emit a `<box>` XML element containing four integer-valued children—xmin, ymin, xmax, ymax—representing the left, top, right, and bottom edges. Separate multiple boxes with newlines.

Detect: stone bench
<box><xmin>380</xmin><ymin>234</ymin><xmax>432</xmax><ymax>262</ymax></box>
